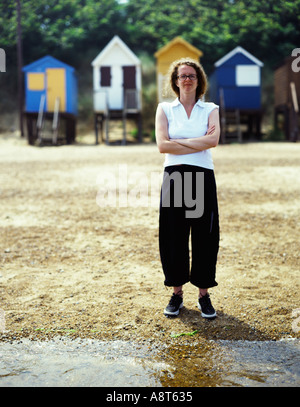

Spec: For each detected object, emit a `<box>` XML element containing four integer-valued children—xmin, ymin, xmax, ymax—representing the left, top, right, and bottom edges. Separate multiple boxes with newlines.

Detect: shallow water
<box><xmin>0</xmin><ymin>338</ymin><xmax>166</xmax><ymax>387</ymax></box>
<box><xmin>0</xmin><ymin>337</ymin><xmax>299</xmax><ymax>387</ymax></box>
<box><xmin>215</xmin><ymin>338</ymin><xmax>300</xmax><ymax>387</ymax></box>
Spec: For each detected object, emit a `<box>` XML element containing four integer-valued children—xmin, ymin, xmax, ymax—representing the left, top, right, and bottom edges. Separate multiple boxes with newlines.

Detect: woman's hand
<box><xmin>206</xmin><ymin>124</ymin><xmax>216</xmax><ymax>136</ymax></box>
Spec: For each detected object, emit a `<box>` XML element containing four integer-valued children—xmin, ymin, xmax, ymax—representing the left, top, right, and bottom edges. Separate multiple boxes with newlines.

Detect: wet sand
<box><xmin>1</xmin><ymin>134</ymin><xmax>299</xmax><ymax>365</ymax></box>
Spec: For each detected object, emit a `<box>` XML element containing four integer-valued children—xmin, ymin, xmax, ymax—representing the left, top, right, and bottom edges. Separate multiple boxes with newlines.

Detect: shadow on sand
<box><xmin>168</xmin><ymin>306</ymin><xmax>272</xmax><ymax>341</ymax></box>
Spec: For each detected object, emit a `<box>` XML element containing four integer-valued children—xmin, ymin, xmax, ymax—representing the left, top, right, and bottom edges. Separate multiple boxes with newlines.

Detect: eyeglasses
<box><xmin>177</xmin><ymin>74</ymin><xmax>197</xmax><ymax>81</ymax></box>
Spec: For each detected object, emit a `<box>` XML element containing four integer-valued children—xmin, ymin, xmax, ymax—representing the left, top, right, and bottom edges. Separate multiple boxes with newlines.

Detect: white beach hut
<box><xmin>91</xmin><ymin>35</ymin><xmax>142</xmax><ymax>144</ymax></box>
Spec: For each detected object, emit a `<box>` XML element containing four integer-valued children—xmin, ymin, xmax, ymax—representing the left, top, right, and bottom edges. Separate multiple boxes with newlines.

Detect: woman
<box><xmin>155</xmin><ymin>58</ymin><xmax>220</xmax><ymax>318</ymax></box>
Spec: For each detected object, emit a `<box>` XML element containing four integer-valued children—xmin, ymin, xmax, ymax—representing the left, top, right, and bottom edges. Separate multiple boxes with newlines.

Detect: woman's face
<box><xmin>176</xmin><ymin>65</ymin><xmax>198</xmax><ymax>96</ymax></box>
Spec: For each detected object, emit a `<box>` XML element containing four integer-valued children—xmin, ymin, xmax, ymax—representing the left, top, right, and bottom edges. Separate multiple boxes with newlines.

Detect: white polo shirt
<box><xmin>159</xmin><ymin>98</ymin><xmax>219</xmax><ymax>170</ymax></box>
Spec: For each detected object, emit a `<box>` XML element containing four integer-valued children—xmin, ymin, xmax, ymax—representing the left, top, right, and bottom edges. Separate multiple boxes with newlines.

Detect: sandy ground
<box><xmin>0</xmin><ymin>133</ymin><xmax>299</xmax><ymax>349</ymax></box>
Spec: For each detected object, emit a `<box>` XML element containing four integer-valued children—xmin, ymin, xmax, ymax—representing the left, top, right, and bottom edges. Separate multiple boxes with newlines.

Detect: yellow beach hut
<box><xmin>154</xmin><ymin>37</ymin><xmax>203</xmax><ymax>102</ymax></box>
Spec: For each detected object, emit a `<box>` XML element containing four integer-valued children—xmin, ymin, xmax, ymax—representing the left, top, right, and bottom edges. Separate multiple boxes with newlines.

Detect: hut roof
<box><xmin>214</xmin><ymin>46</ymin><xmax>264</xmax><ymax>68</ymax></box>
<box><xmin>154</xmin><ymin>36</ymin><xmax>203</xmax><ymax>58</ymax></box>
<box><xmin>23</xmin><ymin>55</ymin><xmax>75</xmax><ymax>72</ymax></box>
<box><xmin>91</xmin><ymin>35</ymin><xmax>140</xmax><ymax>66</ymax></box>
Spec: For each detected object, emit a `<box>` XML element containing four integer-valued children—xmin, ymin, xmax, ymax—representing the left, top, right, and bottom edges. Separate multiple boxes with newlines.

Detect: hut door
<box><xmin>122</xmin><ymin>66</ymin><xmax>137</xmax><ymax>109</ymax></box>
<box><xmin>46</xmin><ymin>68</ymin><xmax>66</xmax><ymax>112</ymax></box>
<box><xmin>123</xmin><ymin>66</ymin><xmax>136</xmax><ymax>89</ymax></box>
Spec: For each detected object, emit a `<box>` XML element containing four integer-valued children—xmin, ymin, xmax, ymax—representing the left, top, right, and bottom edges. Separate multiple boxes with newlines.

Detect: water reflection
<box><xmin>217</xmin><ymin>338</ymin><xmax>300</xmax><ymax>387</ymax></box>
<box><xmin>160</xmin><ymin>338</ymin><xmax>299</xmax><ymax>387</ymax></box>
<box><xmin>0</xmin><ymin>338</ymin><xmax>169</xmax><ymax>387</ymax></box>
<box><xmin>0</xmin><ymin>337</ymin><xmax>299</xmax><ymax>387</ymax></box>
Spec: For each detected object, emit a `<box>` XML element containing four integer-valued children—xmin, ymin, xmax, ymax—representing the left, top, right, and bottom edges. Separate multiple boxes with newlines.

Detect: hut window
<box><xmin>28</xmin><ymin>73</ymin><xmax>45</xmax><ymax>90</ymax></box>
<box><xmin>236</xmin><ymin>65</ymin><xmax>259</xmax><ymax>86</ymax></box>
<box><xmin>100</xmin><ymin>66</ymin><xmax>111</xmax><ymax>87</ymax></box>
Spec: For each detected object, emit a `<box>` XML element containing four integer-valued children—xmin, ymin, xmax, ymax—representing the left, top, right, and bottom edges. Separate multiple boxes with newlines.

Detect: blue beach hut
<box><xmin>210</xmin><ymin>46</ymin><xmax>263</xmax><ymax>109</ymax></box>
<box><xmin>209</xmin><ymin>46</ymin><xmax>264</xmax><ymax>142</ymax></box>
<box><xmin>22</xmin><ymin>55</ymin><xmax>77</xmax><ymax>144</ymax></box>
<box><xmin>23</xmin><ymin>55</ymin><xmax>77</xmax><ymax>114</ymax></box>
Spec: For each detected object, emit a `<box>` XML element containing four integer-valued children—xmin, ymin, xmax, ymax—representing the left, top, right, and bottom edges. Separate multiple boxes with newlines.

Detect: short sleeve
<box><xmin>206</xmin><ymin>102</ymin><xmax>219</xmax><ymax>116</ymax></box>
<box><xmin>159</xmin><ymin>102</ymin><xmax>170</xmax><ymax>119</ymax></box>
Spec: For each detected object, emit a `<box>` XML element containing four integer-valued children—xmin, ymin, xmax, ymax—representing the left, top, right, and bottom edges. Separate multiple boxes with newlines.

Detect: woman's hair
<box><xmin>167</xmin><ymin>57</ymin><xmax>208</xmax><ymax>100</ymax></box>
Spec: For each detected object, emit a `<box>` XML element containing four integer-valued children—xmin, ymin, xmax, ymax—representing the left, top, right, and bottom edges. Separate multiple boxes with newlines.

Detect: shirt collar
<box><xmin>171</xmin><ymin>97</ymin><xmax>205</xmax><ymax>108</ymax></box>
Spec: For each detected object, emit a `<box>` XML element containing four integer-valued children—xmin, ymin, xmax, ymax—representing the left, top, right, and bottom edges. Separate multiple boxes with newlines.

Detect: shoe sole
<box><xmin>197</xmin><ymin>303</ymin><xmax>216</xmax><ymax>319</ymax></box>
<box><xmin>164</xmin><ymin>302</ymin><xmax>183</xmax><ymax>316</ymax></box>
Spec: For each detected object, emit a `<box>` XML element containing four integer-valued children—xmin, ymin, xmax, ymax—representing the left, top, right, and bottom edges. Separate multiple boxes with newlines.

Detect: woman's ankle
<box><xmin>174</xmin><ymin>287</ymin><xmax>183</xmax><ymax>297</ymax></box>
<box><xmin>199</xmin><ymin>288</ymin><xmax>208</xmax><ymax>298</ymax></box>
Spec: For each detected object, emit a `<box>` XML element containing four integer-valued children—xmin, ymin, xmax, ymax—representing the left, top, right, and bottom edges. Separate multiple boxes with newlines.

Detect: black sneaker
<box><xmin>164</xmin><ymin>293</ymin><xmax>183</xmax><ymax>316</ymax></box>
<box><xmin>198</xmin><ymin>293</ymin><xmax>216</xmax><ymax>319</ymax></box>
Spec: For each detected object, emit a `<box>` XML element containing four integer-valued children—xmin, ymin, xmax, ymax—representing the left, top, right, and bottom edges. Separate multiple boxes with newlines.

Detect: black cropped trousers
<box><xmin>159</xmin><ymin>165</ymin><xmax>219</xmax><ymax>289</ymax></box>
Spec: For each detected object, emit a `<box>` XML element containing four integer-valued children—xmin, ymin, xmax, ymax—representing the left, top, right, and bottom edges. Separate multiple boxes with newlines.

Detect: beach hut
<box><xmin>22</xmin><ymin>55</ymin><xmax>77</xmax><ymax>145</ymax></box>
<box><xmin>274</xmin><ymin>55</ymin><xmax>300</xmax><ymax>141</ymax></box>
<box><xmin>154</xmin><ymin>37</ymin><xmax>203</xmax><ymax>103</ymax></box>
<box><xmin>91</xmin><ymin>35</ymin><xmax>142</xmax><ymax>144</ymax></box>
<box><xmin>209</xmin><ymin>46</ymin><xmax>264</xmax><ymax>142</ymax></box>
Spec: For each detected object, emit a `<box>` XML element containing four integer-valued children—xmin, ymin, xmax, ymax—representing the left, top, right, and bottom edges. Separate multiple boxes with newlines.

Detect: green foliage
<box><xmin>1</xmin><ymin>0</ymin><xmax>299</xmax><ymax>69</ymax></box>
<box><xmin>0</xmin><ymin>0</ymin><xmax>127</xmax><ymax>66</ymax></box>
<box><xmin>170</xmin><ymin>330</ymin><xmax>199</xmax><ymax>338</ymax></box>
<box><xmin>263</xmin><ymin>126</ymin><xmax>285</xmax><ymax>142</ymax></box>
<box><xmin>140</xmin><ymin>53</ymin><xmax>157</xmax><ymax>137</ymax></box>
<box><xmin>124</xmin><ymin>0</ymin><xmax>300</xmax><ymax>73</ymax></box>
